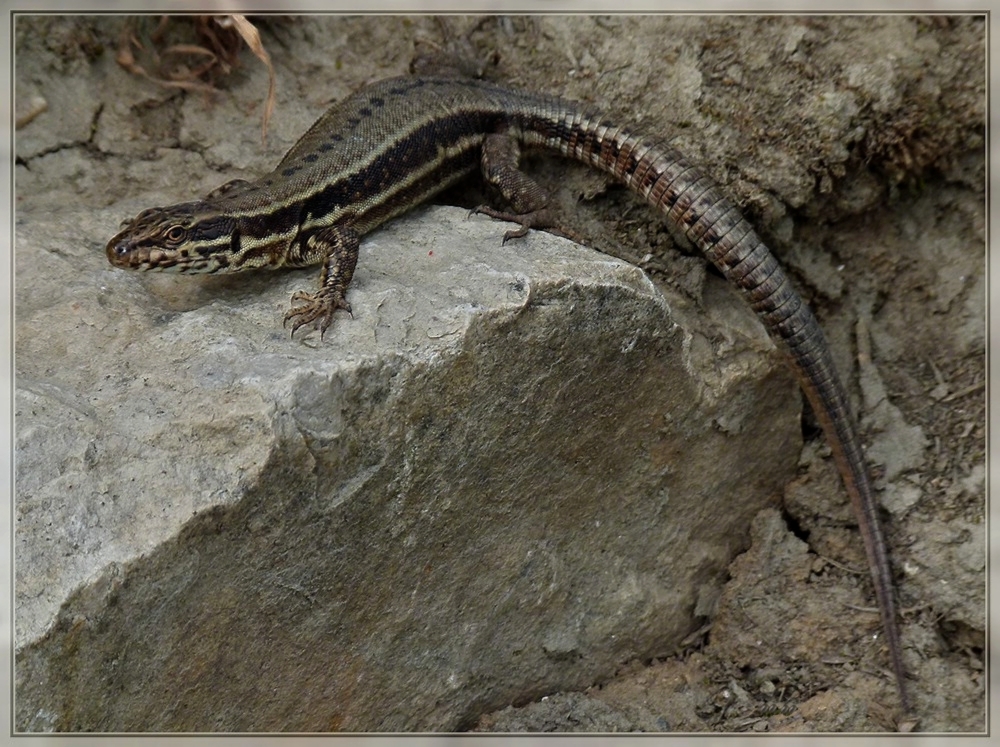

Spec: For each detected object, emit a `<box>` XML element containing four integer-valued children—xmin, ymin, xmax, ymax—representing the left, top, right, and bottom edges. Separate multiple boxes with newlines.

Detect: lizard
<box><xmin>105</xmin><ymin>73</ymin><xmax>910</xmax><ymax>714</ymax></box>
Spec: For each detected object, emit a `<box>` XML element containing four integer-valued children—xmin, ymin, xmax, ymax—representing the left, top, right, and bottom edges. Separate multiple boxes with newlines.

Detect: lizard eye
<box><xmin>165</xmin><ymin>225</ymin><xmax>186</xmax><ymax>244</ymax></box>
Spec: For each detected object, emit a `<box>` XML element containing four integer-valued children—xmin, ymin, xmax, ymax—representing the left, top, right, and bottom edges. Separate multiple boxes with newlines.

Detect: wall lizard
<box><xmin>105</xmin><ymin>74</ymin><xmax>909</xmax><ymax>714</ymax></box>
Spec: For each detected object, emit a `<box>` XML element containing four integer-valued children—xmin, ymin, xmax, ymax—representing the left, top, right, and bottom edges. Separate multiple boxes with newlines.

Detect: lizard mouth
<box><xmin>106</xmin><ymin>233</ymin><xmax>175</xmax><ymax>271</ymax></box>
<box><xmin>106</xmin><ymin>231</ymin><xmax>226</xmax><ymax>274</ymax></box>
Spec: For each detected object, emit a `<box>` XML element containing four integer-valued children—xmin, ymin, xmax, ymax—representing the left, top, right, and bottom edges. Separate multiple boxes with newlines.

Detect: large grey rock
<box><xmin>15</xmin><ymin>204</ymin><xmax>799</xmax><ymax>731</ymax></box>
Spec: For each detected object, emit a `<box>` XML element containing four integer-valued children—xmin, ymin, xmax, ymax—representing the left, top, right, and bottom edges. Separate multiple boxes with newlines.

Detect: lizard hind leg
<box><xmin>473</xmin><ymin>132</ymin><xmax>562</xmax><ymax>243</ymax></box>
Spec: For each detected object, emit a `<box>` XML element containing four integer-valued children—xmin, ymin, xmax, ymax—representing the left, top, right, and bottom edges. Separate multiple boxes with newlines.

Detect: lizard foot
<box><xmin>470</xmin><ymin>204</ymin><xmax>551</xmax><ymax>243</ymax></box>
<box><xmin>283</xmin><ymin>289</ymin><xmax>352</xmax><ymax>340</ymax></box>
<box><xmin>471</xmin><ymin>205</ymin><xmax>587</xmax><ymax>245</ymax></box>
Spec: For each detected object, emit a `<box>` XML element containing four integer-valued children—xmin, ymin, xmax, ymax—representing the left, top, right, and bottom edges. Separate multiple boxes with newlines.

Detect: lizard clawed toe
<box><xmin>283</xmin><ymin>290</ymin><xmax>352</xmax><ymax>339</ymax></box>
<box><xmin>470</xmin><ymin>204</ymin><xmax>532</xmax><ymax>242</ymax></box>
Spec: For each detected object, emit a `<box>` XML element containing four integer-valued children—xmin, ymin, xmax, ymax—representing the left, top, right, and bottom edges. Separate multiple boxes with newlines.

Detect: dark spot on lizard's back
<box><xmin>329</xmin><ymin>133</ymin><xmax>343</xmax><ymax>142</ymax></box>
<box><xmin>369</xmin><ymin>96</ymin><xmax>385</xmax><ymax>107</ymax></box>
<box><xmin>282</xmin><ymin>166</ymin><xmax>301</xmax><ymax>177</ymax></box>
<box><xmin>358</xmin><ymin>107</ymin><xmax>372</xmax><ymax>117</ymax></box>
<box><xmin>318</xmin><ymin>143</ymin><xmax>335</xmax><ymax>152</ymax></box>
<box><xmin>347</xmin><ymin>117</ymin><xmax>360</xmax><ymax>128</ymax></box>
<box><xmin>386</xmin><ymin>79</ymin><xmax>426</xmax><ymax>97</ymax></box>
<box><xmin>303</xmin><ymin>153</ymin><xmax>319</xmax><ymax>163</ymax></box>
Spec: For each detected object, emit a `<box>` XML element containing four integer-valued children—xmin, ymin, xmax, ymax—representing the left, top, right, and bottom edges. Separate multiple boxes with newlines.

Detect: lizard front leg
<box><xmin>283</xmin><ymin>224</ymin><xmax>360</xmax><ymax>339</ymax></box>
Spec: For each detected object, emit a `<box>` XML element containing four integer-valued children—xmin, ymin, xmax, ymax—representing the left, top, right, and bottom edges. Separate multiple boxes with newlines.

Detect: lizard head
<box><xmin>106</xmin><ymin>202</ymin><xmax>236</xmax><ymax>273</ymax></box>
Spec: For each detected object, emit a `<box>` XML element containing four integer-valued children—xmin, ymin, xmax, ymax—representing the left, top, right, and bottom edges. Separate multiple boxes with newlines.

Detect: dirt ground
<box><xmin>14</xmin><ymin>14</ymin><xmax>985</xmax><ymax>733</ymax></box>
